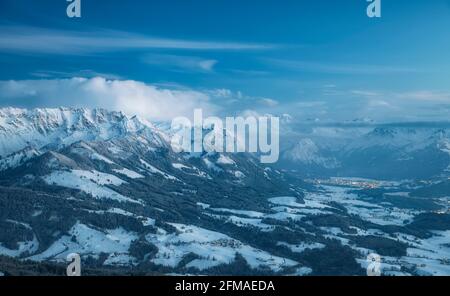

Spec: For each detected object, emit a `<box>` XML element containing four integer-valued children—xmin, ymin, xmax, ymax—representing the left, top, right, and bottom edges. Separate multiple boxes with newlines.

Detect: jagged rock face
<box><xmin>0</xmin><ymin>107</ymin><xmax>164</xmax><ymax>158</ymax></box>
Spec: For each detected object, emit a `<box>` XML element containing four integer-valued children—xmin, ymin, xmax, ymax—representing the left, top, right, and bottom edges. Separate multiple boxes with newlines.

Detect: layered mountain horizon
<box><xmin>0</xmin><ymin>107</ymin><xmax>449</xmax><ymax>276</ymax></box>
<box><xmin>2</xmin><ymin>107</ymin><xmax>450</xmax><ymax>178</ymax></box>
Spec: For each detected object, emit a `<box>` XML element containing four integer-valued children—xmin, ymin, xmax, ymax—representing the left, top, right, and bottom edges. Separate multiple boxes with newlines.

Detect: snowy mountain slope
<box><xmin>283</xmin><ymin>138</ymin><xmax>340</xmax><ymax>169</ymax></box>
<box><xmin>0</xmin><ymin>146</ymin><xmax>41</xmax><ymax>171</ymax></box>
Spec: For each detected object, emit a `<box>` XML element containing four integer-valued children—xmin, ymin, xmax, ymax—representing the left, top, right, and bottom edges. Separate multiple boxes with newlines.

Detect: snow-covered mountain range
<box><xmin>0</xmin><ymin>108</ymin><xmax>166</xmax><ymax>165</ymax></box>
<box><xmin>279</xmin><ymin>123</ymin><xmax>450</xmax><ymax>179</ymax></box>
<box><xmin>0</xmin><ymin>107</ymin><xmax>308</xmax><ymax>275</ymax></box>
<box><xmin>0</xmin><ymin>108</ymin><xmax>449</xmax><ymax>276</ymax></box>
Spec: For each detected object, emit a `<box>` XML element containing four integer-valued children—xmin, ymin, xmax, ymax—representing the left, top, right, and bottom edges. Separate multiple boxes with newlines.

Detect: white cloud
<box><xmin>368</xmin><ymin>100</ymin><xmax>392</xmax><ymax>107</ymax></box>
<box><xmin>296</xmin><ymin>101</ymin><xmax>326</xmax><ymax>108</ymax></box>
<box><xmin>351</xmin><ymin>90</ymin><xmax>380</xmax><ymax>97</ymax></box>
<box><xmin>259</xmin><ymin>98</ymin><xmax>279</xmax><ymax>107</ymax></box>
<box><xmin>142</xmin><ymin>54</ymin><xmax>218</xmax><ymax>72</ymax></box>
<box><xmin>266</xmin><ymin>59</ymin><xmax>418</xmax><ymax>75</ymax></box>
<box><xmin>394</xmin><ymin>91</ymin><xmax>450</xmax><ymax>102</ymax></box>
<box><xmin>350</xmin><ymin>89</ymin><xmax>450</xmax><ymax>102</ymax></box>
<box><xmin>30</xmin><ymin>69</ymin><xmax>123</xmax><ymax>80</ymax></box>
<box><xmin>0</xmin><ymin>78</ymin><xmax>288</xmax><ymax>121</ymax></box>
<box><xmin>0</xmin><ymin>26</ymin><xmax>274</xmax><ymax>55</ymax></box>
<box><xmin>0</xmin><ymin>77</ymin><xmax>218</xmax><ymax>121</ymax></box>
<box><xmin>209</xmin><ymin>89</ymin><xmax>235</xmax><ymax>98</ymax></box>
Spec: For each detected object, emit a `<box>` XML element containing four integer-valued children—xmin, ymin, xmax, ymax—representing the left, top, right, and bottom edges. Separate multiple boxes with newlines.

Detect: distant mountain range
<box><xmin>279</xmin><ymin>122</ymin><xmax>450</xmax><ymax>180</ymax></box>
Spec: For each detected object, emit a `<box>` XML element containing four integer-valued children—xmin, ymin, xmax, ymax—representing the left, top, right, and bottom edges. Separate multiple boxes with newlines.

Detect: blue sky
<box><xmin>0</xmin><ymin>0</ymin><xmax>449</xmax><ymax>122</ymax></box>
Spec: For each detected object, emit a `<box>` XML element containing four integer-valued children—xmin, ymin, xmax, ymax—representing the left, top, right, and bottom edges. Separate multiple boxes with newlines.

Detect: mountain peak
<box><xmin>0</xmin><ymin>107</ymin><xmax>157</xmax><ymax>158</ymax></box>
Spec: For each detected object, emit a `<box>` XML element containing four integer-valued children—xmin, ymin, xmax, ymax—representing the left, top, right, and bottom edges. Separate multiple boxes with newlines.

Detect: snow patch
<box><xmin>140</xmin><ymin>159</ymin><xmax>180</xmax><ymax>181</ymax></box>
<box><xmin>217</xmin><ymin>155</ymin><xmax>235</xmax><ymax>165</ymax></box>
<box><xmin>113</xmin><ymin>168</ymin><xmax>144</xmax><ymax>179</ymax></box>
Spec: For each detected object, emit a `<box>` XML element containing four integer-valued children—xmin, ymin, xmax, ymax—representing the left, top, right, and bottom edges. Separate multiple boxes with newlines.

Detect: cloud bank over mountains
<box><xmin>0</xmin><ymin>77</ymin><xmax>217</xmax><ymax>121</ymax></box>
<box><xmin>1</xmin><ymin>76</ymin><xmax>449</xmax><ymax>123</ymax></box>
<box><xmin>0</xmin><ymin>76</ymin><xmax>287</xmax><ymax>122</ymax></box>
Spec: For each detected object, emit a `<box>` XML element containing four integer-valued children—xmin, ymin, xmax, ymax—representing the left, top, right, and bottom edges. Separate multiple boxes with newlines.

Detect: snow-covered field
<box><xmin>300</xmin><ymin>184</ymin><xmax>450</xmax><ymax>276</ymax></box>
<box><xmin>43</xmin><ymin>170</ymin><xmax>142</xmax><ymax>204</ymax></box>
<box><xmin>312</xmin><ymin>185</ymin><xmax>417</xmax><ymax>226</ymax></box>
<box><xmin>146</xmin><ymin>223</ymin><xmax>299</xmax><ymax>272</ymax></box>
<box><xmin>29</xmin><ymin>222</ymin><xmax>138</xmax><ymax>266</ymax></box>
<box><xmin>354</xmin><ymin>230</ymin><xmax>450</xmax><ymax>276</ymax></box>
<box><xmin>198</xmin><ymin>182</ymin><xmax>449</xmax><ymax>276</ymax></box>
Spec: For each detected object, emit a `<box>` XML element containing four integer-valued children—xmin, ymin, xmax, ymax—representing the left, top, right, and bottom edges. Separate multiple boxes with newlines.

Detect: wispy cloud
<box><xmin>229</xmin><ymin>69</ymin><xmax>270</xmax><ymax>76</ymax></box>
<box><xmin>259</xmin><ymin>98</ymin><xmax>279</xmax><ymax>107</ymax></box>
<box><xmin>394</xmin><ymin>90</ymin><xmax>450</xmax><ymax>102</ymax></box>
<box><xmin>327</xmin><ymin>88</ymin><xmax>450</xmax><ymax>121</ymax></box>
<box><xmin>350</xmin><ymin>90</ymin><xmax>381</xmax><ymax>97</ymax></box>
<box><xmin>349</xmin><ymin>89</ymin><xmax>450</xmax><ymax>103</ymax></box>
<box><xmin>295</xmin><ymin>101</ymin><xmax>326</xmax><ymax>108</ymax></box>
<box><xmin>30</xmin><ymin>69</ymin><xmax>123</xmax><ymax>80</ymax></box>
<box><xmin>0</xmin><ymin>26</ymin><xmax>275</xmax><ymax>55</ymax></box>
<box><xmin>266</xmin><ymin>59</ymin><xmax>418</xmax><ymax>75</ymax></box>
<box><xmin>142</xmin><ymin>54</ymin><xmax>218</xmax><ymax>72</ymax></box>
